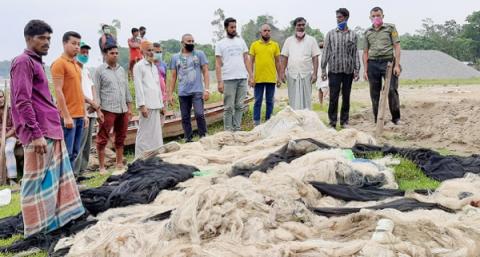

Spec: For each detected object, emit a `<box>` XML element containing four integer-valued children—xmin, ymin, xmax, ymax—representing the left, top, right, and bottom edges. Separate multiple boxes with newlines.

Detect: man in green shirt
<box><xmin>363</xmin><ymin>6</ymin><xmax>402</xmax><ymax>125</ymax></box>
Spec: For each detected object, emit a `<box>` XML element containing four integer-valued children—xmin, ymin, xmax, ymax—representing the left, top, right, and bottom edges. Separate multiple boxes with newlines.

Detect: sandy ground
<box><xmin>275</xmin><ymin>85</ymin><xmax>480</xmax><ymax>155</ymax></box>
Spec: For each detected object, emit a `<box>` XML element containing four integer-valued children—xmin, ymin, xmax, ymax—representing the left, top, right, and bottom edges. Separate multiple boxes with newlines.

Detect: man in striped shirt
<box><xmin>321</xmin><ymin>8</ymin><xmax>360</xmax><ymax>129</ymax></box>
<box><xmin>94</xmin><ymin>44</ymin><xmax>133</xmax><ymax>173</ymax></box>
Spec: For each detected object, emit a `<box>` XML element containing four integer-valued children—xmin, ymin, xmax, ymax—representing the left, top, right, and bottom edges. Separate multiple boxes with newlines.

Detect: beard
<box><xmin>227</xmin><ymin>31</ymin><xmax>237</xmax><ymax>38</ymax></box>
<box><xmin>261</xmin><ymin>36</ymin><xmax>270</xmax><ymax>41</ymax></box>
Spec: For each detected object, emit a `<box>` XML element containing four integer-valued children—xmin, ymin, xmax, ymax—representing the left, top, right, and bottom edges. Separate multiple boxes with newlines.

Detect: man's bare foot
<box><xmin>99</xmin><ymin>168</ymin><xmax>108</xmax><ymax>175</ymax></box>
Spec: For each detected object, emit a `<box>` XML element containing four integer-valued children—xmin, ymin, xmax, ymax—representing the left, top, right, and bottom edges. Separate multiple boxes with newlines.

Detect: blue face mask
<box><xmin>154</xmin><ymin>52</ymin><xmax>163</xmax><ymax>62</ymax></box>
<box><xmin>76</xmin><ymin>54</ymin><xmax>89</xmax><ymax>64</ymax></box>
<box><xmin>337</xmin><ymin>21</ymin><xmax>348</xmax><ymax>30</ymax></box>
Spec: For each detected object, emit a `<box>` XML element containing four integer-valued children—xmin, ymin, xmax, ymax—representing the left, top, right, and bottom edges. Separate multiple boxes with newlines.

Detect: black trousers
<box><xmin>179</xmin><ymin>92</ymin><xmax>207</xmax><ymax>141</ymax></box>
<box><xmin>328</xmin><ymin>72</ymin><xmax>354</xmax><ymax>126</ymax></box>
<box><xmin>367</xmin><ymin>59</ymin><xmax>401</xmax><ymax>122</ymax></box>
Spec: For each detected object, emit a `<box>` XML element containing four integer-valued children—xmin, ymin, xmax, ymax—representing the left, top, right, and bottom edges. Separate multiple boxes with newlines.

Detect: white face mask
<box><xmin>104</xmin><ymin>28</ymin><xmax>111</xmax><ymax>34</ymax></box>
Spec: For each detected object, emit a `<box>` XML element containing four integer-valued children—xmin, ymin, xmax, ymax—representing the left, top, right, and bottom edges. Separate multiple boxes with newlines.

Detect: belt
<box><xmin>368</xmin><ymin>57</ymin><xmax>394</xmax><ymax>62</ymax></box>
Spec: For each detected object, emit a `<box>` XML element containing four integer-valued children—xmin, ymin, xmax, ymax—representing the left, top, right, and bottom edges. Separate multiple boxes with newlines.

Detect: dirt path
<box><xmin>275</xmin><ymin>85</ymin><xmax>480</xmax><ymax>155</ymax></box>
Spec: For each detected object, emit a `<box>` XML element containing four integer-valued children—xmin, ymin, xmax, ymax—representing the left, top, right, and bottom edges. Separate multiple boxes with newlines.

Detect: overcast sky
<box><xmin>1</xmin><ymin>0</ymin><xmax>478</xmax><ymax>66</ymax></box>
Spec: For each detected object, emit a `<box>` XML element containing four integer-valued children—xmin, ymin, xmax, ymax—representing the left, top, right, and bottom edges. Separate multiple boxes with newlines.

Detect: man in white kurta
<box><xmin>281</xmin><ymin>17</ymin><xmax>321</xmax><ymax>110</ymax></box>
<box><xmin>133</xmin><ymin>41</ymin><xmax>165</xmax><ymax>158</ymax></box>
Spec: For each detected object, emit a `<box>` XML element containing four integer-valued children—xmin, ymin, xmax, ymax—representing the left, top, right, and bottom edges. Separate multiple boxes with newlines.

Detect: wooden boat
<box><xmin>93</xmin><ymin>96</ymin><xmax>253</xmax><ymax>146</ymax></box>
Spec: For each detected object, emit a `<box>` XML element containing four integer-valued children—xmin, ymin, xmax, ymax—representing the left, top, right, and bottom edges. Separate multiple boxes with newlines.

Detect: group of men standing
<box><xmin>8</xmin><ymin>5</ymin><xmax>401</xmax><ymax>238</ymax></box>
<box><xmin>211</xmin><ymin>6</ymin><xmax>402</xmax><ymax>131</ymax></box>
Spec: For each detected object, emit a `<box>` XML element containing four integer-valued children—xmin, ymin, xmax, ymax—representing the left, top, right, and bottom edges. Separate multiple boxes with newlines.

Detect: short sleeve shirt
<box><xmin>364</xmin><ymin>23</ymin><xmax>400</xmax><ymax>59</ymax></box>
<box><xmin>50</xmin><ymin>55</ymin><xmax>85</xmax><ymax>118</ymax></box>
<box><xmin>170</xmin><ymin>50</ymin><xmax>208</xmax><ymax>96</ymax></box>
<box><xmin>249</xmin><ymin>39</ymin><xmax>280</xmax><ymax>83</ymax></box>
<box><xmin>281</xmin><ymin>35</ymin><xmax>321</xmax><ymax>76</ymax></box>
<box><xmin>215</xmin><ymin>37</ymin><xmax>248</xmax><ymax>80</ymax></box>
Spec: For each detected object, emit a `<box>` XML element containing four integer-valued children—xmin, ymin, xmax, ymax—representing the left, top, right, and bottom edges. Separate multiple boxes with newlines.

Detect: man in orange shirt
<box><xmin>51</xmin><ymin>31</ymin><xmax>87</xmax><ymax>169</ymax></box>
<box><xmin>128</xmin><ymin>28</ymin><xmax>142</xmax><ymax>80</ymax></box>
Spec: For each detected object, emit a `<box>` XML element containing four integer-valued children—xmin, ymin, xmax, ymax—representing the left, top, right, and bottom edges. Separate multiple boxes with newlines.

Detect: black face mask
<box><xmin>261</xmin><ymin>36</ymin><xmax>270</xmax><ymax>41</ymax></box>
<box><xmin>185</xmin><ymin>43</ymin><xmax>194</xmax><ymax>52</ymax></box>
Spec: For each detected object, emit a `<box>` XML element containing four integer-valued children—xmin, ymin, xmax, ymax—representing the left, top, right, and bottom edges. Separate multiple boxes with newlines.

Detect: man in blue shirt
<box><xmin>168</xmin><ymin>34</ymin><xmax>210</xmax><ymax>142</ymax></box>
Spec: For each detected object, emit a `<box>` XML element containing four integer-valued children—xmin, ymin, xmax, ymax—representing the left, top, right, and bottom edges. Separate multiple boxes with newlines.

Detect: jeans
<box><xmin>367</xmin><ymin>59</ymin><xmax>401</xmax><ymax>122</ymax></box>
<box><xmin>253</xmin><ymin>83</ymin><xmax>275</xmax><ymax>124</ymax></box>
<box><xmin>223</xmin><ymin>79</ymin><xmax>247</xmax><ymax>131</ymax></box>
<box><xmin>73</xmin><ymin>117</ymin><xmax>95</xmax><ymax>174</ymax></box>
<box><xmin>63</xmin><ymin>117</ymin><xmax>84</xmax><ymax>170</ymax></box>
<box><xmin>179</xmin><ymin>92</ymin><xmax>207</xmax><ymax>141</ymax></box>
<box><xmin>328</xmin><ymin>72</ymin><xmax>354</xmax><ymax>126</ymax></box>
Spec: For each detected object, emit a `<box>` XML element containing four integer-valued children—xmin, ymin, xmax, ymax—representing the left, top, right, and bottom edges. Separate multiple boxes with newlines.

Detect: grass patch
<box><xmin>0</xmin><ymin>250</ymin><xmax>47</xmax><ymax>257</ymax></box>
<box><xmin>393</xmin><ymin>158</ymin><xmax>440</xmax><ymax>191</ymax></box>
<box><xmin>81</xmin><ymin>172</ymin><xmax>111</xmax><ymax>188</ymax></box>
<box><xmin>0</xmin><ymin>187</ymin><xmax>20</xmax><ymax>219</ymax></box>
<box><xmin>436</xmin><ymin>148</ymin><xmax>454</xmax><ymax>156</ymax></box>
<box><xmin>353</xmin><ymin>152</ymin><xmax>440</xmax><ymax>191</ymax></box>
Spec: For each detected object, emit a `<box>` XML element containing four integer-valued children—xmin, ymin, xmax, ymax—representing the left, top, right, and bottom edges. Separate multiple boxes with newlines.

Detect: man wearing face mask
<box><xmin>249</xmin><ymin>24</ymin><xmax>282</xmax><ymax>126</ymax></box>
<box><xmin>153</xmin><ymin>42</ymin><xmax>168</xmax><ymax>106</ymax></box>
<box><xmin>215</xmin><ymin>17</ymin><xmax>253</xmax><ymax>131</ymax></box>
<box><xmin>281</xmin><ymin>17</ymin><xmax>321</xmax><ymax>110</ymax></box>
<box><xmin>363</xmin><ymin>6</ymin><xmax>402</xmax><ymax>125</ymax></box>
<box><xmin>99</xmin><ymin>25</ymin><xmax>117</xmax><ymax>55</ymax></box>
<box><xmin>73</xmin><ymin>42</ymin><xmax>103</xmax><ymax>175</ymax></box>
<box><xmin>169</xmin><ymin>34</ymin><xmax>210</xmax><ymax>142</ymax></box>
<box><xmin>321</xmin><ymin>8</ymin><xmax>360</xmax><ymax>129</ymax></box>
<box><xmin>51</xmin><ymin>31</ymin><xmax>87</xmax><ymax>170</ymax></box>
<box><xmin>133</xmin><ymin>41</ymin><xmax>165</xmax><ymax>158</ymax></box>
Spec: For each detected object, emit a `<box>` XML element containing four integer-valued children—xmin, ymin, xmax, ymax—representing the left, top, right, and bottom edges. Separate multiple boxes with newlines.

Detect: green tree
<box><xmin>282</xmin><ymin>19</ymin><xmax>324</xmax><ymax>45</ymax></box>
<box><xmin>400</xmin><ymin>17</ymin><xmax>478</xmax><ymax>63</ymax></box>
<box><xmin>462</xmin><ymin>11</ymin><xmax>480</xmax><ymax>63</ymax></box>
<box><xmin>211</xmin><ymin>8</ymin><xmax>226</xmax><ymax>44</ymax></box>
<box><xmin>354</xmin><ymin>26</ymin><xmax>366</xmax><ymax>49</ymax></box>
<box><xmin>241</xmin><ymin>15</ymin><xmax>286</xmax><ymax>47</ymax></box>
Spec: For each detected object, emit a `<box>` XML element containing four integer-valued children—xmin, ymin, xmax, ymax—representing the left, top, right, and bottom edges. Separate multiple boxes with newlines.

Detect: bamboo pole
<box><xmin>375</xmin><ymin>62</ymin><xmax>393</xmax><ymax>138</ymax></box>
<box><xmin>0</xmin><ymin>81</ymin><xmax>9</xmax><ymax>185</ymax></box>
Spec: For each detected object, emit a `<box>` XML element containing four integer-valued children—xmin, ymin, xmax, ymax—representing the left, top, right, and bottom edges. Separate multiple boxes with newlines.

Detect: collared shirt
<box><xmin>9</xmin><ymin>49</ymin><xmax>63</xmax><ymax>145</ymax></box>
<box><xmin>93</xmin><ymin>63</ymin><xmax>132</xmax><ymax>114</ymax></box>
<box><xmin>364</xmin><ymin>23</ymin><xmax>400</xmax><ymax>59</ymax></box>
<box><xmin>249</xmin><ymin>39</ymin><xmax>280</xmax><ymax>83</ymax></box>
<box><xmin>51</xmin><ymin>54</ymin><xmax>85</xmax><ymax>118</ymax></box>
<box><xmin>81</xmin><ymin>67</ymin><xmax>97</xmax><ymax>118</ymax></box>
<box><xmin>281</xmin><ymin>35</ymin><xmax>321</xmax><ymax>76</ymax></box>
<box><xmin>133</xmin><ymin>59</ymin><xmax>164</xmax><ymax>109</ymax></box>
<box><xmin>321</xmin><ymin>28</ymin><xmax>360</xmax><ymax>74</ymax></box>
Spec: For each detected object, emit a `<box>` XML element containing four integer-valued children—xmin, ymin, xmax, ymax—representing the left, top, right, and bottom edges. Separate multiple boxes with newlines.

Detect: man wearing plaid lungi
<box><xmin>9</xmin><ymin>20</ymin><xmax>85</xmax><ymax>237</ymax></box>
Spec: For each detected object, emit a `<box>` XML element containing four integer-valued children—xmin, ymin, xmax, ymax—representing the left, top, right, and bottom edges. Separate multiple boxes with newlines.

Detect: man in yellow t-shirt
<box><xmin>248</xmin><ymin>24</ymin><xmax>282</xmax><ymax>126</ymax></box>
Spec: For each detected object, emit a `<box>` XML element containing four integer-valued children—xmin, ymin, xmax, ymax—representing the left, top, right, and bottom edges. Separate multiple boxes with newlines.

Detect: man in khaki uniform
<box><xmin>363</xmin><ymin>6</ymin><xmax>401</xmax><ymax>125</ymax></box>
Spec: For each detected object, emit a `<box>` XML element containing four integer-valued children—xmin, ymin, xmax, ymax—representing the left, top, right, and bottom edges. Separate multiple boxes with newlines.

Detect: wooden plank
<box><xmin>375</xmin><ymin>62</ymin><xmax>394</xmax><ymax>138</ymax></box>
<box><xmin>94</xmin><ymin>96</ymin><xmax>254</xmax><ymax>147</ymax></box>
<box><xmin>0</xmin><ymin>82</ymin><xmax>8</xmax><ymax>185</ymax></box>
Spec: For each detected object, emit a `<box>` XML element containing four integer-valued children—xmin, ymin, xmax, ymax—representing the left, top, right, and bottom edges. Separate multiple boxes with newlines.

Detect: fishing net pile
<box><xmin>9</xmin><ymin>107</ymin><xmax>480</xmax><ymax>257</ymax></box>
